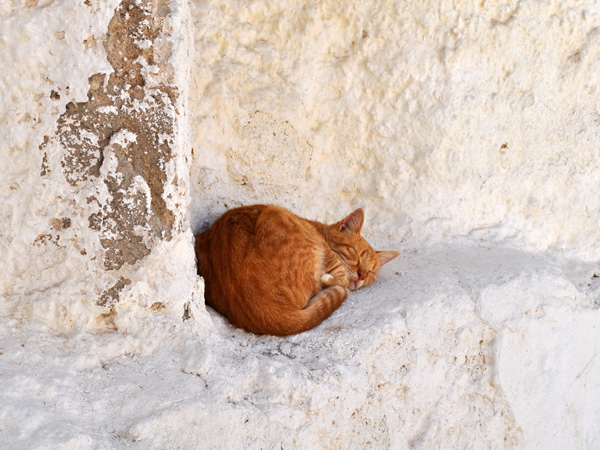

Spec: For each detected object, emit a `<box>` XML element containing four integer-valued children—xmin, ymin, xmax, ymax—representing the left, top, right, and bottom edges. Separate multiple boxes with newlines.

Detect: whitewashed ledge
<box><xmin>1</xmin><ymin>244</ymin><xmax>599</xmax><ymax>449</ymax></box>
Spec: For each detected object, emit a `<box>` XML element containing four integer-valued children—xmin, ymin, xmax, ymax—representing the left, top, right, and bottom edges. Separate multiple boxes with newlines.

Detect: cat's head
<box><xmin>326</xmin><ymin>208</ymin><xmax>399</xmax><ymax>290</ymax></box>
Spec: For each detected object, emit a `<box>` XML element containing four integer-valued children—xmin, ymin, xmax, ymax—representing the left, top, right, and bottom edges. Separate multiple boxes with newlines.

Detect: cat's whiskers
<box><xmin>348</xmin><ymin>278</ymin><xmax>364</xmax><ymax>291</ymax></box>
<box><xmin>196</xmin><ymin>204</ymin><xmax>398</xmax><ymax>335</ymax></box>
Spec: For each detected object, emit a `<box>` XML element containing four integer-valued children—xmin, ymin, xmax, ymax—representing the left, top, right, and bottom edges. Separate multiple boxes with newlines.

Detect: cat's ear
<box><xmin>337</xmin><ymin>208</ymin><xmax>364</xmax><ymax>234</ymax></box>
<box><xmin>377</xmin><ymin>251</ymin><xmax>399</xmax><ymax>266</ymax></box>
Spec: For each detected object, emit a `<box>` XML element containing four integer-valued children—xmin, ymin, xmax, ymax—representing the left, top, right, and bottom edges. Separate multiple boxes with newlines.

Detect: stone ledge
<box><xmin>1</xmin><ymin>245</ymin><xmax>598</xmax><ymax>448</ymax></box>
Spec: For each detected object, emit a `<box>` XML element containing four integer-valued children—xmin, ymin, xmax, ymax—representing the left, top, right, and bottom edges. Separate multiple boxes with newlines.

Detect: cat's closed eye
<box><xmin>196</xmin><ymin>204</ymin><xmax>399</xmax><ymax>335</ymax></box>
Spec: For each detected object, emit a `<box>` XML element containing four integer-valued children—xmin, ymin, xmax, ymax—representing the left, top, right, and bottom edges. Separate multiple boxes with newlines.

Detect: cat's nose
<box><xmin>357</xmin><ymin>271</ymin><xmax>365</xmax><ymax>281</ymax></box>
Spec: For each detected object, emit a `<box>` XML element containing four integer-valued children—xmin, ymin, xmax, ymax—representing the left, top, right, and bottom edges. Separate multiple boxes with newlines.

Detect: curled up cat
<box><xmin>195</xmin><ymin>205</ymin><xmax>399</xmax><ymax>336</ymax></box>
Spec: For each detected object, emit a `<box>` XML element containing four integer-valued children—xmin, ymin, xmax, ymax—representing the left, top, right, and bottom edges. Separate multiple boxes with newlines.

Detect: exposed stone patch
<box><xmin>33</xmin><ymin>233</ymin><xmax>61</xmax><ymax>248</ymax></box>
<box><xmin>99</xmin><ymin>277</ymin><xmax>132</xmax><ymax>307</ymax></box>
<box><xmin>182</xmin><ymin>301</ymin><xmax>192</xmax><ymax>321</ymax></box>
<box><xmin>50</xmin><ymin>217</ymin><xmax>72</xmax><ymax>230</ymax></box>
<box><xmin>97</xmin><ymin>310</ymin><xmax>118</xmax><ymax>331</ymax></box>
<box><xmin>40</xmin><ymin>0</ymin><xmax>179</xmax><ymax>277</ymax></box>
<box><xmin>32</xmin><ymin>218</ymin><xmax>72</xmax><ymax>249</ymax></box>
<box><xmin>150</xmin><ymin>301</ymin><xmax>165</xmax><ymax>311</ymax></box>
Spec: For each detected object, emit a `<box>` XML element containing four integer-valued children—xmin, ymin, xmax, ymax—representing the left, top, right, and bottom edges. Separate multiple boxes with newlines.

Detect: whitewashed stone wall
<box><xmin>1</xmin><ymin>1</ymin><xmax>600</xmax><ymax>449</ymax></box>
<box><xmin>189</xmin><ymin>0</ymin><xmax>600</xmax><ymax>261</ymax></box>
<box><xmin>0</xmin><ymin>0</ymin><xmax>201</xmax><ymax>331</ymax></box>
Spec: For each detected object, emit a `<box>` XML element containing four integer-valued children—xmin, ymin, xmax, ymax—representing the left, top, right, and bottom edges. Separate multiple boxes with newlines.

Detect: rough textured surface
<box><xmin>1</xmin><ymin>0</ymin><xmax>600</xmax><ymax>449</ymax></box>
<box><xmin>189</xmin><ymin>0</ymin><xmax>600</xmax><ymax>262</ymax></box>
<box><xmin>0</xmin><ymin>0</ymin><xmax>198</xmax><ymax>330</ymax></box>
<box><xmin>1</xmin><ymin>246</ymin><xmax>599</xmax><ymax>449</ymax></box>
<box><xmin>42</xmin><ymin>0</ymin><xmax>178</xmax><ymax>271</ymax></box>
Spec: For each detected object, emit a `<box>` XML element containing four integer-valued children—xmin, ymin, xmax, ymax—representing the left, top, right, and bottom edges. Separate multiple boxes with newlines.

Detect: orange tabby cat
<box><xmin>195</xmin><ymin>205</ymin><xmax>399</xmax><ymax>336</ymax></box>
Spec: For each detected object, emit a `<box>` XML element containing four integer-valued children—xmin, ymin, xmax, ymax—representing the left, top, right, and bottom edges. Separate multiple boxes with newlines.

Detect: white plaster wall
<box><xmin>184</xmin><ymin>5</ymin><xmax>600</xmax><ymax>443</ymax></box>
<box><xmin>1</xmin><ymin>0</ymin><xmax>117</xmax><ymax>327</ymax></box>
<box><xmin>1</xmin><ymin>1</ymin><xmax>600</xmax><ymax>449</ymax></box>
<box><xmin>189</xmin><ymin>0</ymin><xmax>600</xmax><ymax>260</ymax></box>
<box><xmin>0</xmin><ymin>0</ymin><xmax>201</xmax><ymax>331</ymax></box>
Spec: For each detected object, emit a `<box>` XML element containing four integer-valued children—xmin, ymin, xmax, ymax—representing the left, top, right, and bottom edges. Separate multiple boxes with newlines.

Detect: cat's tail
<box><xmin>275</xmin><ymin>286</ymin><xmax>349</xmax><ymax>336</ymax></box>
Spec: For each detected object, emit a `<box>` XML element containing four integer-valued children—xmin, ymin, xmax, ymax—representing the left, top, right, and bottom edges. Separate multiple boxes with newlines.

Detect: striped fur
<box><xmin>195</xmin><ymin>205</ymin><xmax>398</xmax><ymax>336</ymax></box>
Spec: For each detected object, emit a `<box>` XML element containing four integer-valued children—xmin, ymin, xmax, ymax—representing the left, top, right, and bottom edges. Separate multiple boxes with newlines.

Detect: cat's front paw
<box><xmin>320</xmin><ymin>272</ymin><xmax>348</xmax><ymax>288</ymax></box>
<box><xmin>320</xmin><ymin>273</ymin><xmax>334</xmax><ymax>284</ymax></box>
